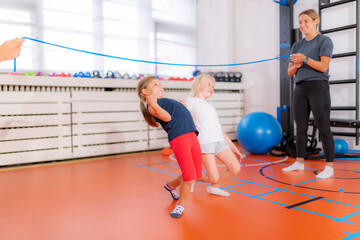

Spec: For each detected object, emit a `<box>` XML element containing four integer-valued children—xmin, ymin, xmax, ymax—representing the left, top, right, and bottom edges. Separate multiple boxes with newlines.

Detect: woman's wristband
<box><xmin>303</xmin><ymin>56</ymin><xmax>309</xmax><ymax>63</ymax></box>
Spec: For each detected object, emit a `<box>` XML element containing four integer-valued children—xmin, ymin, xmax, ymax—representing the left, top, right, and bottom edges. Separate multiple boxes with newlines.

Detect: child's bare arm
<box><xmin>147</xmin><ymin>96</ymin><xmax>171</xmax><ymax>122</ymax></box>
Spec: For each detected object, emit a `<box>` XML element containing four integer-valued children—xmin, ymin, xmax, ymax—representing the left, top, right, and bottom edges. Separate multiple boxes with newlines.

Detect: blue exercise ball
<box><xmin>237</xmin><ymin>112</ymin><xmax>283</xmax><ymax>154</ymax></box>
<box><xmin>334</xmin><ymin>139</ymin><xmax>348</xmax><ymax>155</ymax></box>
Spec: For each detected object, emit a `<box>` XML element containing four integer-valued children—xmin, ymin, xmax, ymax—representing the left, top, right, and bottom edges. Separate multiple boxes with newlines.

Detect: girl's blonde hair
<box><xmin>299</xmin><ymin>9</ymin><xmax>320</xmax><ymax>27</ymax></box>
<box><xmin>137</xmin><ymin>75</ymin><xmax>159</xmax><ymax>127</ymax></box>
<box><xmin>191</xmin><ymin>73</ymin><xmax>215</xmax><ymax>97</ymax></box>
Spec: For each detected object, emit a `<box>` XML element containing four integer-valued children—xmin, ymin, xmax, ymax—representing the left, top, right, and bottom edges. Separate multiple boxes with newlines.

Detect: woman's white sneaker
<box><xmin>282</xmin><ymin>161</ymin><xmax>305</xmax><ymax>172</ymax></box>
<box><xmin>316</xmin><ymin>166</ymin><xmax>334</xmax><ymax>179</ymax></box>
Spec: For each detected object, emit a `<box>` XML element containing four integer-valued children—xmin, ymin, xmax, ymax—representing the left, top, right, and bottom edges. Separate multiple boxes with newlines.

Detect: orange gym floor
<box><xmin>1</xmin><ymin>147</ymin><xmax>360</xmax><ymax>240</ymax></box>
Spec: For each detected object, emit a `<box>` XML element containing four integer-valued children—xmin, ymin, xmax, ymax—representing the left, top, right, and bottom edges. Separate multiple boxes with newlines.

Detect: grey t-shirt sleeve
<box><xmin>319</xmin><ymin>36</ymin><xmax>333</xmax><ymax>58</ymax></box>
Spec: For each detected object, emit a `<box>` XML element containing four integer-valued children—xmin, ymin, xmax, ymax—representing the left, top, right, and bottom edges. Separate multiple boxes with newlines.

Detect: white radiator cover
<box><xmin>0</xmin><ymin>75</ymin><xmax>244</xmax><ymax>166</ymax></box>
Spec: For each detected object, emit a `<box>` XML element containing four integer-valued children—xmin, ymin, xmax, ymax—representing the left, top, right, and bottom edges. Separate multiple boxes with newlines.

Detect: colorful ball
<box><xmin>161</xmin><ymin>148</ymin><xmax>172</xmax><ymax>156</ymax></box>
<box><xmin>334</xmin><ymin>139</ymin><xmax>348</xmax><ymax>155</ymax></box>
<box><xmin>236</xmin><ymin>112</ymin><xmax>282</xmax><ymax>154</ymax></box>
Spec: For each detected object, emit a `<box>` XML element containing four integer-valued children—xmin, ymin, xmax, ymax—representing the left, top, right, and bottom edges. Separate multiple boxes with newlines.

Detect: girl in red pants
<box><xmin>137</xmin><ymin>76</ymin><xmax>202</xmax><ymax>218</ymax></box>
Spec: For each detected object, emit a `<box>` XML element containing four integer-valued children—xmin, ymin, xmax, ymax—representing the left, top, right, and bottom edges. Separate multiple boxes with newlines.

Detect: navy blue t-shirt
<box><xmin>148</xmin><ymin>98</ymin><xmax>198</xmax><ymax>142</ymax></box>
<box><xmin>290</xmin><ymin>34</ymin><xmax>333</xmax><ymax>83</ymax></box>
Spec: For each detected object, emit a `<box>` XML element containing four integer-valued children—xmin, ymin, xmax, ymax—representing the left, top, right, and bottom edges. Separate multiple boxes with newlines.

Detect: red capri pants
<box><xmin>169</xmin><ymin>132</ymin><xmax>202</xmax><ymax>181</ymax></box>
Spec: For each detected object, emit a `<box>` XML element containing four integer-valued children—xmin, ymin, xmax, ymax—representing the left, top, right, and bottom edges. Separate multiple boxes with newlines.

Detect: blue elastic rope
<box><xmin>22</xmin><ymin>37</ymin><xmax>290</xmax><ymax>67</ymax></box>
<box><xmin>14</xmin><ymin>58</ymin><xmax>16</xmax><ymax>72</ymax></box>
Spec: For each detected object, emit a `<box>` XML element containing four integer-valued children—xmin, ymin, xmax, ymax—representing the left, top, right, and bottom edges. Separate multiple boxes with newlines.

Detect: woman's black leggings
<box><xmin>293</xmin><ymin>80</ymin><xmax>334</xmax><ymax>162</ymax></box>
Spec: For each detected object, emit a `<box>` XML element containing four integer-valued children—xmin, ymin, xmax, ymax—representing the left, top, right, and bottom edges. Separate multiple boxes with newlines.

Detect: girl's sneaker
<box><xmin>164</xmin><ymin>182</ymin><xmax>179</xmax><ymax>200</ymax></box>
<box><xmin>170</xmin><ymin>204</ymin><xmax>185</xmax><ymax>218</ymax></box>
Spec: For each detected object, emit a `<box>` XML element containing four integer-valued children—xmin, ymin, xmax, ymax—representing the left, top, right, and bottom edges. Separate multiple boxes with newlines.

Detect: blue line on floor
<box><xmin>243</xmin><ymin>157</ymin><xmax>270</xmax><ymax>163</ymax></box>
<box><xmin>251</xmin><ymin>181</ymin><xmax>283</xmax><ymax>190</ymax></box>
<box><xmin>135</xmin><ymin>164</ymin><xmax>178</xmax><ymax>177</ymax></box>
<box><xmin>249</xmin><ymin>196</ymin><xmax>268</xmax><ymax>201</ymax></box>
<box><xmin>342</xmin><ymin>230</ymin><xmax>360</xmax><ymax>240</ymax></box>
<box><xmin>294</xmin><ymin>178</ymin><xmax>319</xmax><ymax>186</ymax></box>
<box><xmin>233</xmin><ymin>177</ymin><xmax>280</xmax><ymax>190</ymax></box>
<box><xmin>161</xmin><ymin>167</ymin><xmax>179</xmax><ymax>171</ymax></box>
<box><xmin>281</xmin><ymin>188</ymin><xmax>296</xmax><ymax>193</ymax></box>
<box><xmin>135</xmin><ymin>164</ymin><xmax>153</xmax><ymax>169</ymax></box>
<box><xmin>227</xmin><ymin>189</ymin><xmax>253</xmax><ymax>197</ymax></box>
<box><xmin>156</xmin><ymin>169</ymin><xmax>178</xmax><ymax>176</ymax></box>
<box><xmin>158</xmin><ymin>160</ymin><xmax>178</xmax><ymax>166</ymax></box>
<box><xmin>251</xmin><ymin>189</ymin><xmax>282</xmax><ymax>198</ymax></box>
<box><xmin>335</xmin><ymin>210</ymin><xmax>360</xmax><ymax>223</ymax></box>
<box><xmin>136</xmin><ymin>161</ymin><xmax>358</xmax><ymax>227</ymax></box>
<box><xmin>224</xmin><ymin>182</ymin><xmax>251</xmax><ymax>189</ymax></box>
<box><xmin>233</xmin><ymin>177</ymin><xmax>295</xmax><ymax>193</ymax></box>
<box><xmin>232</xmin><ymin>178</ymin><xmax>252</xmax><ymax>183</ymax></box>
<box><xmin>271</xmin><ymin>201</ymin><xmax>288</xmax><ymax>207</ymax></box>
<box><xmin>293</xmin><ymin>207</ymin><xmax>354</xmax><ymax>225</ymax></box>
<box><xmin>278</xmin><ymin>163</ymin><xmax>290</xmax><ymax>166</ymax></box>
<box><xmin>298</xmin><ymin>193</ymin><xmax>317</xmax><ymax>198</ymax></box>
<box><xmin>322</xmin><ymin>199</ymin><xmax>360</xmax><ymax>209</ymax></box>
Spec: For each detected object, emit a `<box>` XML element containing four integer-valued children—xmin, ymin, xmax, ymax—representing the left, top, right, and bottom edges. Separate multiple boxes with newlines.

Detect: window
<box><xmin>155</xmin><ymin>23</ymin><xmax>197</xmax><ymax>77</ymax></box>
<box><xmin>152</xmin><ymin>0</ymin><xmax>197</xmax><ymax>77</ymax></box>
<box><xmin>0</xmin><ymin>0</ymin><xmax>197</xmax><ymax>78</ymax></box>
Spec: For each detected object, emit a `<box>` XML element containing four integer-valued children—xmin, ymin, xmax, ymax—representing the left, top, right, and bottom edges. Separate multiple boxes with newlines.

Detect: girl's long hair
<box><xmin>137</xmin><ymin>76</ymin><xmax>159</xmax><ymax>127</ymax></box>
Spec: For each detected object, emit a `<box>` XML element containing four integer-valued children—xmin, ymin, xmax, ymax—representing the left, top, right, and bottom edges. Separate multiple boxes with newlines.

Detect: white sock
<box><xmin>190</xmin><ymin>182</ymin><xmax>195</xmax><ymax>193</ymax></box>
<box><xmin>316</xmin><ymin>166</ymin><xmax>334</xmax><ymax>179</ymax></box>
<box><xmin>207</xmin><ymin>186</ymin><xmax>230</xmax><ymax>196</ymax></box>
<box><xmin>282</xmin><ymin>161</ymin><xmax>304</xmax><ymax>172</ymax></box>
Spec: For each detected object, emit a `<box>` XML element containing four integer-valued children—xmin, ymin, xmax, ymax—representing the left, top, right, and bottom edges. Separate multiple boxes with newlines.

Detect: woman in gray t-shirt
<box><xmin>282</xmin><ymin>9</ymin><xmax>335</xmax><ymax>179</ymax></box>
